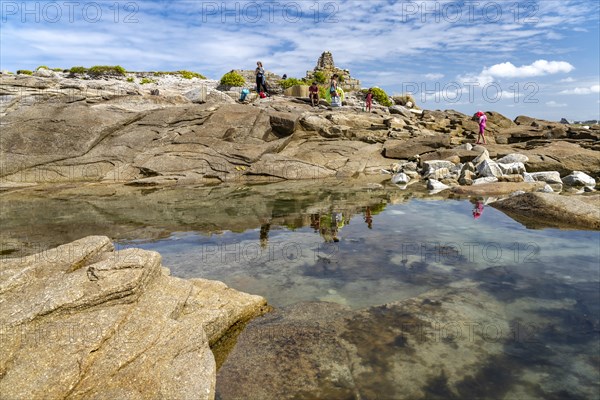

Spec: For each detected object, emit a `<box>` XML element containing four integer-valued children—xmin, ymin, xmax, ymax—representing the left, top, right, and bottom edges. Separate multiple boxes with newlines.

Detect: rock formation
<box><xmin>1</xmin><ymin>73</ymin><xmax>598</xmax><ymax>195</ymax></box>
<box><xmin>305</xmin><ymin>51</ymin><xmax>362</xmax><ymax>91</ymax></box>
<box><xmin>0</xmin><ymin>236</ymin><xmax>268</xmax><ymax>399</ymax></box>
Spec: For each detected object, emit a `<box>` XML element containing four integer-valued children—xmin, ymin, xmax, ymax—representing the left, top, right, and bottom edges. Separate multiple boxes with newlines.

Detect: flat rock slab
<box><xmin>491</xmin><ymin>192</ymin><xmax>600</xmax><ymax>230</ymax></box>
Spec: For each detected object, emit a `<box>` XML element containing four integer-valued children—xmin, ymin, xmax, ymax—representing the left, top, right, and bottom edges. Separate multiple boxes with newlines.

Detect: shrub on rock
<box><xmin>69</xmin><ymin>66</ymin><xmax>88</xmax><ymax>74</ymax></box>
<box><xmin>313</xmin><ymin>71</ymin><xmax>327</xmax><ymax>84</ymax></box>
<box><xmin>280</xmin><ymin>77</ymin><xmax>305</xmax><ymax>89</ymax></box>
<box><xmin>220</xmin><ymin>71</ymin><xmax>245</xmax><ymax>86</ymax></box>
<box><xmin>16</xmin><ymin>70</ymin><xmax>33</xmax><ymax>75</ymax></box>
<box><xmin>363</xmin><ymin>87</ymin><xmax>392</xmax><ymax>107</ymax></box>
<box><xmin>88</xmin><ymin>65</ymin><xmax>127</xmax><ymax>76</ymax></box>
<box><xmin>178</xmin><ymin>70</ymin><xmax>206</xmax><ymax>79</ymax></box>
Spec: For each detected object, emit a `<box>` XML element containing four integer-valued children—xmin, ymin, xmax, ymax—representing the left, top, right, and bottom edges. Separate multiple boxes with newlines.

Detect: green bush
<box><xmin>140</xmin><ymin>78</ymin><xmax>156</xmax><ymax>85</ymax></box>
<box><xmin>318</xmin><ymin>86</ymin><xmax>328</xmax><ymax>99</ymax></box>
<box><xmin>178</xmin><ymin>70</ymin><xmax>206</xmax><ymax>79</ymax></box>
<box><xmin>338</xmin><ymin>74</ymin><xmax>345</xmax><ymax>83</ymax></box>
<box><xmin>279</xmin><ymin>77</ymin><xmax>305</xmax><ymax>89</ymax></box>
<box><xmin>87</xmin><ymin>65</ymin><xmax>126</xmax><ymax>76</ymax></box>
<box><xmin>70</xmin><ymin>66</ymin><xmax>88</xmax><ymax>74</ymax></box>
<box><xmin>16</xmin><ymin>70</ymin><xmax>33</xmax><ymax>75</ymax></box>
<box><xmin>220</xmin><ymin>71</ymin><xmax>245</xmax><ymax>86</ymax></box>
<box><xmin>36</xmin><ymin>65</ymin><xmax>49</xmax><ymax>70</ymax></box>
<box><xmin>364</xmin><ymin>87</ymin><xmax>392</xmax><ymax>107</ymax></box>
<box><xmin>313</xmin><ymin>71</ymin><xmax>327</xmax><ymax>84</ymax></box>
<box><xmin>52</xmin><ymin>68</ymin><xmax>63</xmax><ymax>72</ymax></box>
<box><xmin>126</xmin><ymin>77</ymin><xmax>134</xmax><ymax>83</ymax></box>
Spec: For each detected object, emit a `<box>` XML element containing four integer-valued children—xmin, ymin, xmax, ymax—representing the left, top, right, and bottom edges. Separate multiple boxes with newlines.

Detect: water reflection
<box><xmin>472</xmin><ymin>199</ymin><xmax>485</xmax><ymax>219</ymax></box>
<box><xmin>1</xmin><ymin>181</ymin><xmax>598</xmax><ymax>399</ymax></box>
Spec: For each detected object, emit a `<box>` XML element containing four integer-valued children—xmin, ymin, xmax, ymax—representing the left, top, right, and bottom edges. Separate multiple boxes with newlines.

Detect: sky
<box><xmin>1</xmin><ymin>0</ymin><xmax>599</xmax><ymax>121</ymax></box>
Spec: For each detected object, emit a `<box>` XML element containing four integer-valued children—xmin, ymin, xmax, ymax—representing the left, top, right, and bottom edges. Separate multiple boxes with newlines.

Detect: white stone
<box><xmin>391</xmin><ymin>172</ymin><xmax>411</xmax><ymax>184</ymax></box>
<box><xmin>427</xmin><ymin>179</ymin><xmax>450</xmax><ymax>191</ymax></box>
<box><xmin>473</xmin><ymin>177</ymin><xmax>499</xmax><ymax>185</ymax></box>
<box><xmin>422</xmin><ymin>160</ymin><xmax>455</xmax><ymax>176</ymax></box>
<box><xmin>497</xmin><ymin>153</ymin><xmax>529</xmax><ymax>164</ymax></box>
<box><xmin>530</xmin><ymin>171</ymin><xmax>562</xmax><ymax>184</ymax></box>
<box><xmin>33</xmin><ymin>68</ymin><xmax>57</xmax><ymax>78</ymax></box>
<box><xmin>498</xmin><ymin>162</ymin><xmax>526</xmax><ymax>175</ymax></box>
<box><xmin>183</xmin><ymin>87</ymin><xmax>207</xmax><ymax>103</ymax></box>
<box><xmin>522</xmin><ymin>172</ymin><xmax>535</xmax><ymax>183</ymax></box>
<box><xmin>472</xmin><ymin>148</ymin><xmax>490</xmax><ymax>166</ymax></box>
<box><xmin>562</xmin><ymin>171</ymin><xmax>596</xmax><ymax>187</ymax></box>
<box><xmin>476</xmin><ymin>159</ymin><xmax>504</xmax><ymax>178</ymax></box>
<box><xmin>540</xmin><ymin>184</ymin><xmax>554</xmax><ymax>193</ymax></box>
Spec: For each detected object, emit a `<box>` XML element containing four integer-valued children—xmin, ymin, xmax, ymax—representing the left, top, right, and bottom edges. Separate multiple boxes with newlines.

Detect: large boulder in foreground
<box><xmin>491</xmin><ymin>192</ymin><xmax>600</xmax><ymax>230</ymax></box>
<box><xmin>0</xmin><ymin>236</ymin><xmax>267</xmax><ymax>399</ymax></box>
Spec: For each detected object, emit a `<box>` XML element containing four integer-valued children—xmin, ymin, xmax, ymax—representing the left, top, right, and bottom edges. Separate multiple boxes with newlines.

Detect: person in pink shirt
<box><xmin>365</xmin><ymin>88</ymin><xmax>373</xmax><ymax>112</ymax></box>
<box><xmin>476</xmin><ymin>111</ymin><xmax>487</xmax><ymax>144</ymax></box>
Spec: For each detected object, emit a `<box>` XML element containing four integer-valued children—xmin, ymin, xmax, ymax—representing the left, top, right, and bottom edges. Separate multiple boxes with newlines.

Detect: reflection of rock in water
<box><xmin>0</xmin><ymin>180</ymin><xmax>417</xmax><ymax>258</ymax></box>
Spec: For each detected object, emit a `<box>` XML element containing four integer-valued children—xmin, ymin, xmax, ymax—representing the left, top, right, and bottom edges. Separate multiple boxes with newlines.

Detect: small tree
<box><xmin>220</xmin><ymin>71</ymin><xmax>245</xmax><ymax>86</ymax></box>
<box><xmin>313</xmin><ymin>71</ymin><xmax>327</xmax><ymax>84</ymax></box>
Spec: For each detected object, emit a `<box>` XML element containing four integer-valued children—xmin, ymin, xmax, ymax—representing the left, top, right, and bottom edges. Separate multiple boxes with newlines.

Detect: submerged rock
<box><xmin>217</xmin><ymin>284</ymin><xmax>518</xmax><ymax>399</ymax></box>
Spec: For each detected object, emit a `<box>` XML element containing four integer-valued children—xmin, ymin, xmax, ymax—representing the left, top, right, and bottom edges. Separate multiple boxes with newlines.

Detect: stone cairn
<box><xmin>305</xmin><ymin>51</ymin><xmax>361</xmax><ymax>91</ymax></box>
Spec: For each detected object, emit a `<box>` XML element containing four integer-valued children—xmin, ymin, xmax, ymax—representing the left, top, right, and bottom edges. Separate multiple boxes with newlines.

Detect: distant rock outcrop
<box><xmin>305</xmin><ymin>51</ymin><xmax>361</xmax><ymax>91</ymax></box>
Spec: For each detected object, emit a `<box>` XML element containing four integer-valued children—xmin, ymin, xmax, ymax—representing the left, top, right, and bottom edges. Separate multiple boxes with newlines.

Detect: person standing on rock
<box><xmin>255</xmin><ymin>61</ymin><xmax>267</xmax><ymax>95</ymax></box>
<box><xmin>329</xmin><ymin>74</ymin><xmax>340</xmax><ymax>106</ymax></box>
<box><xmin>309</xmin><ymin>81</ymin><xmax>320</xmax><ymax>107</ymax></box>
<box><xmin>476</xmin><ymin>111</ymin><xmax>487</xmax><ymax>144</ymax></box>
<box><xmin>365</xmin><ymin>88</ymin><xmax>373</xmax><ymax>112</ymax></box>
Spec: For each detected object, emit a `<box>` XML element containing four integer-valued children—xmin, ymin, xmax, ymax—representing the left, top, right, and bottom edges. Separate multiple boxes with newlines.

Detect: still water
<box><xmin>2</xmin><ymin>182</ymin><xmax>598</xmax><ymax>398</ymax></box>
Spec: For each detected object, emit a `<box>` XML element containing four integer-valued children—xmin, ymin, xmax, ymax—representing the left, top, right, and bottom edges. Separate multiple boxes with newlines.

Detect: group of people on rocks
<box><xmin>252</xmin><ymin>61</ymin><xmax>488</xmax><ymax>144</ymax></box>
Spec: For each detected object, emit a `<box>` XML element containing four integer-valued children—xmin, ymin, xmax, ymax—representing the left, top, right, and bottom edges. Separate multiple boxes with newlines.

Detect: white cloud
<box><xmin>560</xmin><ymin>77</ymin><xmax>575</xmax><ymax>83</ymax></box>
<box><xmin>425</xmin><ymin>73</ymin><xmax>444</xmax><ymax>80</ymax></box>
<box><xmin>546</xmin><ymin>101</ymin><xmax>567</xmax><ymax>107</ymax></box>
<box><xmin>482</xmin><ymin>60</ymin><xmax>574</xmax><ymax>79</ymax></box>
<box><xmin>560</xmin><ymin>85</ymin><xmax>600</xmax><ymax>95</ymax></box>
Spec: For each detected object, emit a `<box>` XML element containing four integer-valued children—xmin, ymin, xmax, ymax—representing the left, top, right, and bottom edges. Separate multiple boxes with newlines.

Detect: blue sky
<box><xmin>1</xmin><ymin>0</ymin><xmax>599</xmax><ymax>120</ymax></box>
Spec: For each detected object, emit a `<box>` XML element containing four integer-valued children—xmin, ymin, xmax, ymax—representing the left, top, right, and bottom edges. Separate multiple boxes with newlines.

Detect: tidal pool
<box><xmin>1</xmin><ymin>182</ymin><xmax>598</xmax><ymax>398</ymax></box>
